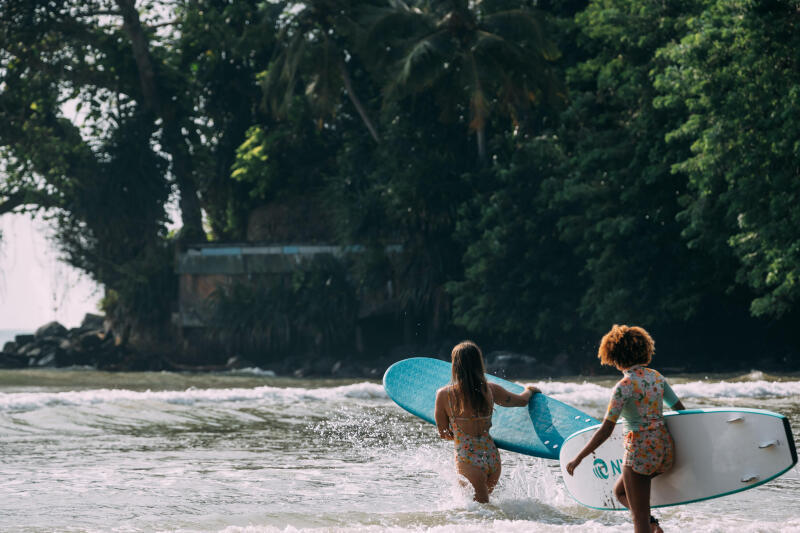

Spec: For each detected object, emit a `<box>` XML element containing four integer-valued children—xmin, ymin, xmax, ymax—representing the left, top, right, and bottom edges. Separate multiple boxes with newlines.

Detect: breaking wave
<box><xmin>0</xmin><ymin>382</ymin><xmax>387</xmax><ymax>413</ymax></box>
<box><xmin>2</xmin><ymin>374</ymin><xmax>798</xmax><ymax>414</ymax></box>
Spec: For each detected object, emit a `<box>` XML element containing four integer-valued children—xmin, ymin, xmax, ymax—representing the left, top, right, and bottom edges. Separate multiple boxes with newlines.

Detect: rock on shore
<box><xmin>1</xmin><ymin>319</ymin><xmax>574</xmax><ymax>378</ymax></box>
<box><xmin>0</xmin><ymin>314</ymin><xmax>162</xmax><ymax>371</ymax></box>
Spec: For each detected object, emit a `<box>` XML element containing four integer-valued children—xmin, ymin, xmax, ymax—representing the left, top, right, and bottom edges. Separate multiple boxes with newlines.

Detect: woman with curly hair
<box><xmin>434</xmin><ymin>340</ymin><xmax>539</xmax><ymax>503</ymax></box>
<box><xmin>566</xmin><ymin>325</ymin><xmax>685</xmax><ymax>533</ymax></box>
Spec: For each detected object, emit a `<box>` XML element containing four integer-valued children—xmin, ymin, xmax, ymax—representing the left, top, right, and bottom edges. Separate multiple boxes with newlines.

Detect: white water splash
<box><xmin>522</xmin><ymin>378</ymin><xmax>800</xmax><ymax>410</ymax></box>
<box><xmin>3</xmin><ymin>376</ymin><xmax>799</xmax><ymax>414</ymax></box>
<box><xmin>0</xmin><ymin>382</ymin><xmax>388</xmax><ymax>412</ymax></box>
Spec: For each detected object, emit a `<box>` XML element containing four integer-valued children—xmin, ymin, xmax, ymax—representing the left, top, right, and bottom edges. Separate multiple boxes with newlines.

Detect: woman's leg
<box><xmin>456</xmin><ymin>460</ymin><xmax>490</xmax><ymax>503</ymax></box>
<box><xmin>487</xmin><ymin>460</ymin><xmax>502</xmax><ymax>494</ymax></box>
<box><xmin>615</xmin><ymin>474</ymin><xmax>663</xmax><ymax>533</ymax></box>
<box><xmin>622</xmin><ymin>465</ymin><xmax>652</xmax><ymax>533</ymax></box>
<box><xmin>614</xmin><ymin>475</ymin><xmax>629</xmax><ymax>507</ymax></box>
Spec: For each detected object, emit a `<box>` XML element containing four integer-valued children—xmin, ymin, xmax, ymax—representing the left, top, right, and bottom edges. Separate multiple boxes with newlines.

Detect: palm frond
<box><xmin>305</xmin><ymin>34</ymin><xmax>344</xmax><ymax>118</ymax></box>
<box><xmin>261</xmin><ymin>29</ymin><xmax>309</xmax><ymax>117</ymax></box>
<box><xmin>357</xmin><ymin>5</ymin><xmax>435</xmax><ymax>69</ymax></box>
<box><xmin>384</xmin><ymin>29</ymin><xmax>451</xmax><ymax>99</ymax></box>
<box><xmin>483</xmin><ymin>9</ymin><xmax>561</xmax><ymax>61</ymax></box>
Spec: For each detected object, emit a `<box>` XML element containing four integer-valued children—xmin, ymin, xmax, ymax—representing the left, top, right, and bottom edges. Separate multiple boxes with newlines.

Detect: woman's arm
<box><xmin>565</xmin><ymin>418</ymin><xmax>616</xmax><ymax>475</ymax></box>
<box><xmin>489</xmin><ymin>382</ymin><xmax>539</xmax><ymax>407</ymax></box>
<box><xmin>663</xmin><ymin>380</ymin><xmax>685</xmax><ymax>411</ymax></box>
<box><xmin>434</xmin><ymin>387</ymin><xmax>454</xmax><ymax>440</ymax></box>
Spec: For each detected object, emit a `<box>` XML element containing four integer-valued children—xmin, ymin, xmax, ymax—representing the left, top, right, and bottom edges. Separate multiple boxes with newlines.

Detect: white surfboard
<box><xmin>558</xmin><ymin>408</ymin><xmax>797</xmax><ymax>509</ymax></box>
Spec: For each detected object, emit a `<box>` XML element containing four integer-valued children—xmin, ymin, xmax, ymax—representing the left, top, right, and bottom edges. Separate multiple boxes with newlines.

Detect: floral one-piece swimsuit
<box><xmin>448</xmin><ymin>388</ymin><xmax>500</xmax><ymax>476</ymax></box>
<box><xmin>605</xmin><ymin>365</ymin><xmax>680</xmax><ymax>476</ymax></box>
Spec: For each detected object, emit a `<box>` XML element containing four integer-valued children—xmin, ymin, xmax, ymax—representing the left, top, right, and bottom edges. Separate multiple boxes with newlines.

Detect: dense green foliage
<box><xmin>0</xmin><ymin>0</ymin><xmax>274</xmax><ymax>335</ymax></box>
<box><xmin>209</xmin><ymin>256</ymin><xmax>358</xmax><ymax>361</ymax></box>
<box><xmin>655</xmin><ymin>0</ymin><xmax>800</xmax><ymax>319</ymax></box>
<box><xmin>2</xmin><ymin>0</ymin><xmax>799</xmax><ymax>366</ymax></box>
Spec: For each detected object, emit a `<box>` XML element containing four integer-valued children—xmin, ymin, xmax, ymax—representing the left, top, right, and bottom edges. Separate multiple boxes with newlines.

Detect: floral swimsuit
<box><xmin>604</xmin><ymin>366</ymin><xmax>680</xmax><ymax>476</ymax></box>
<box><xmin>448</xmin><ymin>388</ymin><xmax>500</xmax><ymax>476</ymax></box>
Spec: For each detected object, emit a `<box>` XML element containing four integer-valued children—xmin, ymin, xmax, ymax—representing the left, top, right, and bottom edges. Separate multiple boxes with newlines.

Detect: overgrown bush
<box><xmin>208</xmin><ymin>256</ymin><xmax>358</xmax><ymax>363</ymax></box>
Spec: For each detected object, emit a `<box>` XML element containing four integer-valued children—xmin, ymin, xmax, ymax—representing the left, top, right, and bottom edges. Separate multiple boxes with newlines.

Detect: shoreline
<box><xmin>1</xmin><ymin>364</ymin><xmax>799</xmax><ymax>384</ymax></box>
<box><xmin>4</xmin><ymin>318</ymin><xmax>800</xmax><ymax>379</ymax></box>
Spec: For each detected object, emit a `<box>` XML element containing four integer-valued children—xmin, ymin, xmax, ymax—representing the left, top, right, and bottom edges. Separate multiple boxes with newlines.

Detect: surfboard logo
<box><xmin>592</xmin><ymin>458</ymin><xmax>609</xmax><ymax>479</ymax></box>
<box><xmin>592</xmin><ymin>457</ymin><xmax>623</xmax><ymax>479</ymax></box>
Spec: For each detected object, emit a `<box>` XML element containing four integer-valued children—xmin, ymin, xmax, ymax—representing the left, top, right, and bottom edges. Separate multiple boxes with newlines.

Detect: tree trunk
<box><xmin>476</xmin><ymin>127</ymin><xmax>486</xmax><ymax>164</ymax></box>
<box><xmin>340</xmin><ymin>61</ymin><xmax>381</xmax><ymax>144</ymax></box>
<box><xmin>468</xmin><ymin>53</ymin><xmax>488</xmax><ymax>165</ymax></box>
<box><xmin>116</xmin><ymin>0</ymin><xmax>205</xmax><ymax>242</ymax></box>
<box><xmin>0</xmin><ymin>190</ymin><xmax>59</xmax><ymax>215</ymax></box>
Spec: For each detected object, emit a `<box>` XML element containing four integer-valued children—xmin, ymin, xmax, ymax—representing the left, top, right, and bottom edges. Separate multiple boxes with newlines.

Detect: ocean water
<box><xmin>0</xmin><ymin>368</ymin><xmax>798</xmax><ymax>533</ymax></box>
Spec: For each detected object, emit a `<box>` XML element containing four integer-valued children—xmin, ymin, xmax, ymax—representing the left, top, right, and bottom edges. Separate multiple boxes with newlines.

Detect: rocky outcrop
<box><xmin>0</xmin><ymin>317</ymin><xmax>578</xmax><ymax>378</ymax></box>
<box><xmin>0</xmin><ymin>314</ymin><xmax>168</xmax><ymax>371</ymax></box>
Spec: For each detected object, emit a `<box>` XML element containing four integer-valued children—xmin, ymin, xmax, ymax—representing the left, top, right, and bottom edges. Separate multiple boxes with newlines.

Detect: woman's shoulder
<box><xmin>435</xmin><ymin>386</ymin><xmax>452</xmax><ymax>409</ymax></box>
<box><xmin>615</xmin><ymin>373</ymin><xmax>633</xmax><ymax>386</ymax></box>
<box><xmin>640</xmin><ymin>366</ymin><xmax>665</xmax><ymax>380</ymax></box>
<box><xmin>612</xmin><ymin>374</ymin><xmax>634</xmax><ymax>394</ymax></box>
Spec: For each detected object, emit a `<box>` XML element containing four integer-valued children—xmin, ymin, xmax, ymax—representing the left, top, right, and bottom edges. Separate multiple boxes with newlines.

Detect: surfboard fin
<box><xmin>758</xmin><ymin>439</ymin><xmax>779</xmax><ymax>449</ymax></box>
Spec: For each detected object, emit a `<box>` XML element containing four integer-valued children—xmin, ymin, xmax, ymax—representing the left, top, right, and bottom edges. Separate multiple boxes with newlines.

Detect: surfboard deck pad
<box><xmin>383</xmin><ymin>357</ymin><xmax>599</xmax><ymax>460</ymax></box>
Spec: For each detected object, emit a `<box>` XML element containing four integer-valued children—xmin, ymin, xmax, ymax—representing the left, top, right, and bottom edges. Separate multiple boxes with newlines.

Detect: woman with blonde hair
<box><xmin>434</xmin><ymin>340</ymin><xmax>539</xmax><ymax>503</ymax></box>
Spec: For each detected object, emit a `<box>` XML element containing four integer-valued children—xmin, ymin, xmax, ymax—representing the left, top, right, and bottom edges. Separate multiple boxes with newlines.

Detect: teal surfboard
<box><xmin>383</xmin><ymin>357</ymin><xmax>599</xmax><ymax>460</ymax></box>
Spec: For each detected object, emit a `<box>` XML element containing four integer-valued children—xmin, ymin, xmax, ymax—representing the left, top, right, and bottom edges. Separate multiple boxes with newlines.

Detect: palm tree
<box><xmin>363</xmin><ymin>0</ymin><xmax>561</xmax><ymax>162</ymax></box>
<box><xmin>263</xmin><ymin>0</ymin><xmax>381</xmax><ymax>143</ymax></box>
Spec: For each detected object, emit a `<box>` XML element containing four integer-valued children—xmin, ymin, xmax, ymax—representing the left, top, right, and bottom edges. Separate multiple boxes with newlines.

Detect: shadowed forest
<box><xmin>1</xmin><ymin>0</ymin><xmax>799</xmax><ymax>373</ymax></box>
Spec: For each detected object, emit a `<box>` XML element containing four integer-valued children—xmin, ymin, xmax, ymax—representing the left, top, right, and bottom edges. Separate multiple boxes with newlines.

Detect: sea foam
<box><xmin>0</xmin><ymin>382</ymin><xmax>388</xmax><ymax>413</ymax></box>
<box><xmin>1</xmin><ymin>377</ymin><xmax>798</xmax><ymax>414</ymax></box>
<box><xmin>526</xmin><ymin>378</ymin><xmax>800</xmax><ymax>409</ymax></box>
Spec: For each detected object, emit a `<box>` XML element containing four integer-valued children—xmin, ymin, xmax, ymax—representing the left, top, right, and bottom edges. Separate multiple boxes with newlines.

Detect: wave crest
<box><xmin>0</xmin><ymin>382</ymin><xmax>388</xmax><ymax>412</ymax></box>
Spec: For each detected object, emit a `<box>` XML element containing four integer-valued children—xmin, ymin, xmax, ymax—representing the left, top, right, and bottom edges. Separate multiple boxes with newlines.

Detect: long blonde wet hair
<box><xmin>450</xmin><ymin>341</ymin><xmax>491</xmax><ymax>416</ymax></box>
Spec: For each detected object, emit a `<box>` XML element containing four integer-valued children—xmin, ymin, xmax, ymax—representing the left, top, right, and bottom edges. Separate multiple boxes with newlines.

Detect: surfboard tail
<box><xmin>784</xmin><ymin>417</ymin><xmax>798</xmax><ymax>467</ymax></box>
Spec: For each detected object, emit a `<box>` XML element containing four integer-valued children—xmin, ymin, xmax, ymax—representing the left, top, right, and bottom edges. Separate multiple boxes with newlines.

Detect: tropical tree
<box><xmin>262</xmin><ymin>0</ymin><xmax>382</xmax><ymax>143</ymax></box>
<box><xmin>655</xmin><ymin>0</ymin><xmax>800</xmax><ymax>319</ymax></box>
<box><xmin>447</xmin><ymin>134</ymin><xmax>586</xmax><ymax>353</ymax></box>
<box><xmin>114</xmin><ymin>0</ymin><xmax>205</xmax><ymax>242</ymax></box>
<box><xmin>547</xmin><ymin>0</ymin><xmax>727</xmax><ymax>332</ymax></box>
<box><xmin>363</xmin><ymin>0</ymin><xmax>561</xmax><ymax>162</ymax></box>
<box><xmin>177</xmin><ymin>0</ymin><xmax>281</xmax><ymax>239</ymax></box>
<box><xmin>0</xmin><ymin>0</ymin><xmax>286</xmax><ymax>340</ymax></box>
<box><xmin>0</xmin><ymin>0</ymin><xmax>183</xmax><ymax>333</ymax></box>
<box><xmin>0</xmin><ymin>0</ymin><xmax>206</xmax><ymax>231</ymax></box>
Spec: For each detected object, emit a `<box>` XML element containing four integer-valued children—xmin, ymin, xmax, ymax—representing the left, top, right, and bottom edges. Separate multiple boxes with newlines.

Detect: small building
<box><xmin>175</xmin><ymin>242</ymin><xmax>404</xmax><ymax>357</ymax></box>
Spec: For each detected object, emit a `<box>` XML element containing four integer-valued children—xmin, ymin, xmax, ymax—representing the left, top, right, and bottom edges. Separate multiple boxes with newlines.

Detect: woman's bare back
<box><xmin>446</xmin><ymin>385</ymin><xmax>494</xmax><ymax>436</ymax></box>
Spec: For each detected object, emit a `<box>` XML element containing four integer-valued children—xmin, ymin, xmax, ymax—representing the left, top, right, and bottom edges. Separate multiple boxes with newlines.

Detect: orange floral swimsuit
<box><xmin>604</xmin><ymin>366</ymin><xmax>680</xmax><ymax>476</ymax></box>
<box><xmin>448</xmin><ymin>389</ymin><xmax>500</xmax><ymax>476</ymax></box>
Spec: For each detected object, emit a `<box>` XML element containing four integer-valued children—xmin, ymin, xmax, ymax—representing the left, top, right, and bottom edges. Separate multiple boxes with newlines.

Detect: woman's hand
<box><xmin>440</xmin><ymin>427</ymin><xmax>454</xmax><ymax>440</ymax></box>
<box><xmin>565</xmin><ymin>456</ymin><xmax>581</xmax><ymax>476</ymax></box>
<box><xmin>564</xmin><ymin>419</ymin><xmax>615</xmax><ymax>476</ymax></box>
<box><xmin>525</xmin><ymin>385</ymin><xmax>541</xmax><ymax>395</ymax></box>
<box><xmin>523</xmin><ymin>385</ymin><xmax>540</xmax><ymax>402</ymax></box>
